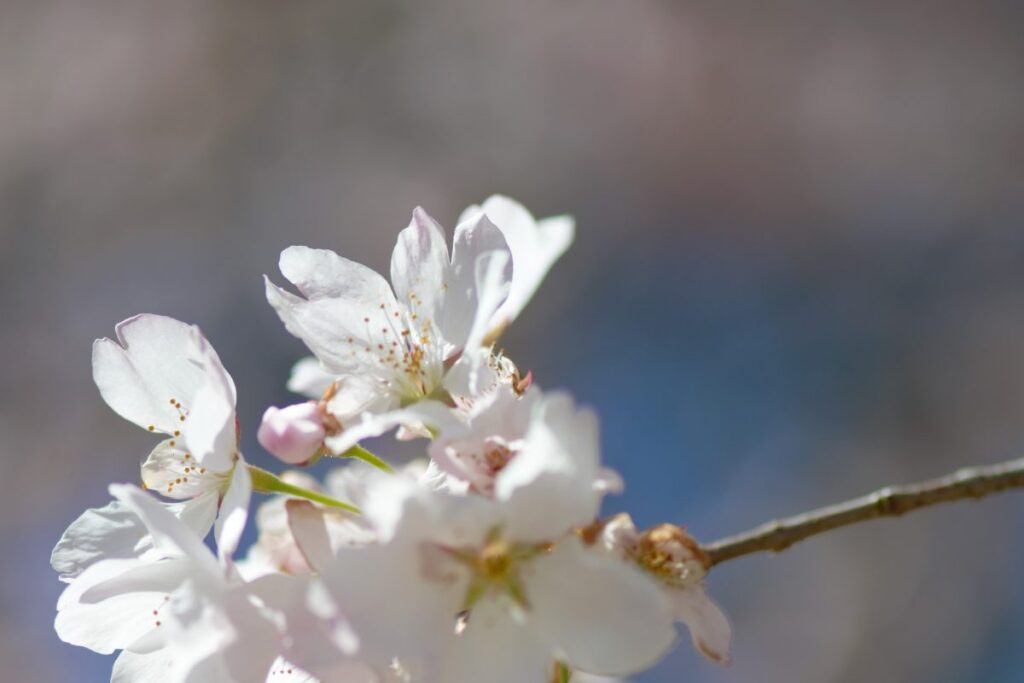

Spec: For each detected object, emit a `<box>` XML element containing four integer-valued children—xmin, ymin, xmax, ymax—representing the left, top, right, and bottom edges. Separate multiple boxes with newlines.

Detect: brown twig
<box><xmin>701</xmin><ymin>457</ymin><xmax>1024</xmax><ymax>567</ymax></box>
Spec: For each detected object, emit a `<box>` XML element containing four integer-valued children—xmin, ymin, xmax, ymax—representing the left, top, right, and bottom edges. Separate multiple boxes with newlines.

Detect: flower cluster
<box><xmin>52</xmin><ymin>196</ymin><xmax>731</xmax><ymax>682</ymax></box>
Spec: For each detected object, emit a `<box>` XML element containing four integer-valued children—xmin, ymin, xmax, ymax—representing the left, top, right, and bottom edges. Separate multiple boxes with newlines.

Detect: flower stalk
<box><xmin>334</xmin><ymin>444</ymin><xmax>395</xmax><ymax>473</ymax></box>
<box><xmin>247</xmin><ymin>464</ymin><xmax>360</xmax><ymax>513</ymax></box>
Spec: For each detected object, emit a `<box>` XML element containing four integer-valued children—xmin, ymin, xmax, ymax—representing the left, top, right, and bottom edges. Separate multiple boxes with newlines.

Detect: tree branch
<box><xmin>701</xmin><ymin>457</ymin><xmax>1024</xmax><ymax>567</ymax></box>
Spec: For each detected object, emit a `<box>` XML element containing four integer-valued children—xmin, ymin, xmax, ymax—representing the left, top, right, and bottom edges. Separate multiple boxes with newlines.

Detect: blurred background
<box><xmin>3</xmin><ymin>0</ymin><xmax>1024</xmax><ymax>680</ymax></box>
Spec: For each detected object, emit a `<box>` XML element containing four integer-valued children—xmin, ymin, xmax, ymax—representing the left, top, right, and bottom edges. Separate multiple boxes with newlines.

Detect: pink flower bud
<box><xmin>257</xmin><ymin>402</ymin><xmax>326</xmax><ymax>465</ymax></box>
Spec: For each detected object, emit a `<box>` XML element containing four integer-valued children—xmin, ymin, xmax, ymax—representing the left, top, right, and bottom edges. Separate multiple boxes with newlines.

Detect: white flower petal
<box><xmin>109</xmin><ymin>484</ymin><xmax>220</xmax><ymax>580</ymax></box>
<box><xmin>316</xmin><ymin>481</ymin><xmax>501</xmax><ymax>665</ymax></box>
<box><xmin>250</xmin><ymin>574</ymin><xmax>371</xmax><ymax>679</ymax></box>
<box><xmin>280</xmin><ymin>245</ymin><xmax>394</xmax><ymax>302</ymax></box>
<box><xmin>391</xmin><ymin>207</ymin><xmax>451</xmax><ymax>329</ymax></box>
<box><xmin>154</xmin><ymin>581</ymin><xmax>282</xmax><ymax>683</ymax></box>
<box><xmin>463</xmin><ymin>249</ymin><xmax>512</xmax><ymax>354</ymax></box>
<box><xmin>323</xmin><ymin>400</ymin><xmax>459</xmax><ymax>455</ymax></box>
<box><xmin>476</xmin><ymin>195</ymin><xmax>574</xmax><ymax>332</ymax></box>
<box><xmin>92</xmin><ymin>315</ymin><xmax>220</xmax><ymax>435</ymax></box>
<box><xmin>52</xmin><ymin>493</ymin><xmax>220</xmax><ymax>585</ymax></box>
<box><xmin>142</xmin><ymin>439</ymin><xmax>229</xmax><ymax>500</ymax></box>
<box><xmin>264</xmin><ymin>657</ymin><xmax>321</xmax><ymax>682</ymax></box>
<box><xmin>496</xmin><ymin>392</ymin><xmax>602</xmax><ymax>542</ymax></box>
<box><xmin>673</xmin><ymin>585</ymin><xmax>732</xmax><ymax>664</ymax></box>
<box><xmin>218</xmin><ymin>592</ymin><xmax>287</xmax><ymax>682</ymax></box>
<box><xmin>170</xmin><ymin>490</ymin><xmax>220</xmax><ymax>541</ymax></box>
<box><xmin>266</xmin><ymin>277</ymin><xmax>401</xmax><ymax>376</ymax></box>
<box><xmin>442</xmin><ymin>211</ymin><xmax>510</xmax><ymax>348</ymax></box>
<box><xmin>527</xmin><ymin>538</ymin><xmax>676</xmax><ymax>676</ymax></box>
<box><xmin>323</xmin><ymin>375</ymin><xmax>395</xmax><ymax>425</ymax></box>
<box><xmin>55</xmin><ymin>557</ymin><xmax>190</xmax><ymax>654</ymax></box>
<box><xmin>267</xmin><ymin>246</ymin><xmax>407</xmax><ymax>378</ymax></box>
<box><xmin>214</xmin><ymin>460</ymin><xmax>252</xmax><ymax>563</ymax></box>
<box><xmin>181</xmin><ymin>653</ymin><xmax>233</xmax><ymax>683</ymax></box>
<box><xmin>317</xmin><ymin>537</ymin><xmax>458</xmax><ymax>664</ymax></box>
<box><xmin>112</xmin><ymin>649</ymin><xmax>177</xmax><ymax>683</ymax></box>
<box><xmin>438</xmin><ymin>600</ymin><xmax>550</xmax><ymax>683</ymax></box>
<box><xmin>287</xmin><ymin>357</ymin><xmax>336</xmax><ymax>398</ymax></box>
<box><xmin>51</xmin><ymin>501</ymin><xmax>152</xmax><ymax>582</ymax></box>
<box><xmin>180</xmin><ymin>334</ymin><xmax>237</xmax><ymax>470</ymax></box>
<box><xmin>428</xmin><ymin>384</ymin><xmax>535</xmax><ymax>490</ymax></box>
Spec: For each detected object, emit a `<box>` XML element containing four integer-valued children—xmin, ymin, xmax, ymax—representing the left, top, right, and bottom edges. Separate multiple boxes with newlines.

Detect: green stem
<box><xmin>334</xmin><ymin>444</ymin><xmax>395</xmax><ymax>473</ymax></box>
<box><xmin>247</xmin><ymin>465</ymin><xmax>360</xmax><ymax>513</ymax></box>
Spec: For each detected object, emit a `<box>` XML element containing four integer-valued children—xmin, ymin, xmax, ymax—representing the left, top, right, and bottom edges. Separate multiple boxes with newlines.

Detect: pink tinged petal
<box><xmin>442</xmin><ymin>211</ymin><xmax>510</xmax><ymax>348</ymax></box>
<box><xmin>92</xmin><ymin>315</ymin><xmax>221</xmax><ymax>435</ymax></box>
<box><xmin>673</xmin><ymin>585</ymin><xmax>733</xmax><ymax>664</ymax></box>
<box><xmin>51</xmin><ymin>501</ymin><xmax>151</xmax><ymax>582</ymax></box>
<box><xmin>287</xmin><ymin>356</ymin><xmax>336</xmax><ymax>398</ymax></box>
<box><xmin>391</xmin><ymin>207</ymin><xmax>451</xmax><ymax>327</ymax></box>
<box><xmin>55</xmin><ymin>557</ymin><xmax>190</xmax><ymax>654</ymax></box>
<box><xmin>438</xmin><ymin>600</ymin><xmax>550</xmax><ymax>683</ymax></box>
<box><xmin>258</xmin><ymin>403</ymin><xmax>326</xmax><ymax>465</ymax></box>
<box><xmin>214</xmin><ymin>460</ymin><xmax>252</xmax><ymax>563</ymax></box>
<box><xmin>476</xmin><ymin>195</ymin><xmax>575</xmax><ymax>332</ymax></box>
<box><xmin>526</xmin><ymin>538</ymin><xmax>676</xmax><ymax>676</ymax></box>
<box><xmin>428</xmin><ymin>384</ymin><xmax>536</xmax><ymax>488</ymax></box>
<box><xmin>496</xmin><ymin>392</ymin><xmax>603</xmax><ymax>542</ymax></box>
<box><xmin>286</xmin><ymin>500</ymin><xmax>333</xmax><ymax>572</ymax></box>
<box><xmin>109</xmin><ymin>484</ymin><xmax>220</xmax><ymax>580</ymax></box>
<box><xmin>142</xmin><ymin>439</ymin><xmax>229</xmax><ymax>500</ymax></box>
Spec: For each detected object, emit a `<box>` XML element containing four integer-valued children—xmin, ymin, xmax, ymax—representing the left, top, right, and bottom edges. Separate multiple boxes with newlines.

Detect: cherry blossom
<box><xmin>265</xmin><ymin>198</ymin><xmax>571</xmax><ymax>453</ymax></box>
<box><xmin>58</xmin><ymin>483</ymin><xmax>370</xmax><ymax>683</ymax></box>
<box><xmin>93</xmin><ymin>314</ymin><xmax>251</xmax><ymax>560</ymax></box>
<box><xmin>55</xmin><ymin>484</ymin><xmax>261</xmax><ymax>679</ymax></box>
<box><xmin>306</xmin><ymin>397</ymin><xmax>676</xmax><ymax>682</ymax></box>
<box><xmin>428</xmin><ymin>384</ymin><xmax>622</xmax><ymax>499</ymax></box>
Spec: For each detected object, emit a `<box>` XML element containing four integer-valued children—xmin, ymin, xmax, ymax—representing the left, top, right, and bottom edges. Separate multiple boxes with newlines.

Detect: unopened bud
<box><xmin>257</xmin><ymin>402</ymin><xmax>326</xmax><ymax>465</ymax></box>
<box><xmin>636</xmin><ymin>523</ymin><xmax>710</xmax><ymax>586</ymax></box>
